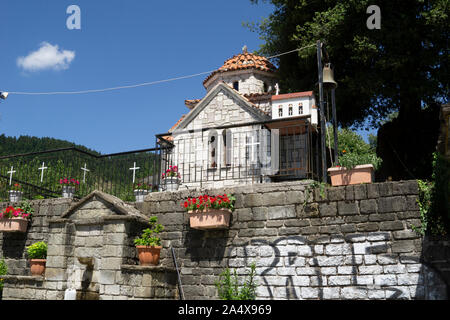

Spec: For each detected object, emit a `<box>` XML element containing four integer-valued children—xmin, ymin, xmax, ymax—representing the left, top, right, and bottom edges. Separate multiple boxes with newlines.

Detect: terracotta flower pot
<box><xmin>0</xmin><ymin>218</ymin><xmax>28</xmax><ymax>232</ymax></box>
<box><xmin>136</xmin><ymin>246</ymin><xmax>162</xmax><ymax>266</ymax></box>
<box><xmin>30</xmin><ymin>259</ymin><xmax>46</xmax><ymax>276</ymax></box>
<box><xmin>188</xmin><ymin>208</ymin><xmax>232</xmax><ymax>230</ymax></box>
<box><xmin>327</xmin><ymin>164</ymin><xmax>374</xmax><ymax>186</ymax></box>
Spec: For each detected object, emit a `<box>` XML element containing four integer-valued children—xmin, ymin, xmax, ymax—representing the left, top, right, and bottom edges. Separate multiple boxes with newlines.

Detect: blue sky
<box><xmin>1</xmin><ymin>0</ymin><xmax>372</xmax><ymax>154</ymax></box>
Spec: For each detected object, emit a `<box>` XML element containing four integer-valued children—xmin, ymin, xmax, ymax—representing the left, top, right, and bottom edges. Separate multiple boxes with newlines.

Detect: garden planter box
<box><xmin>162</xmin><ymin>177</ymin><xmax>181</xmax><ymax>191</ymax></box>
<box><xmin>188</xmin><ymin>209</ymin><xmax>232</xmax><ymax>230</ymax></box>
<box><xmin>0</xmin><ymin>218</ymin><xmax>28</xmax><ymax>232</ymax></box>
<box><xmin>136</xmin><ymin>246</ymin><xmax>162</xmax><ymax>266</ymax></box>
<box><xmin>327</xmin><ymin>164</ymin><xmax>374</xmax><ymax>186</ymax></box>
<box><xmin>62</xmin><ymin>186</ymin><xmax>75</xmax><ymax>198</ymax></box>
<box><xmin>134</xmin><ymin>189</ymin><xmax>149</xmax><ymax>202</ymax></box>
<box><xmin>30</xmin><ymin>259</ymin><xmax>46</xmax><ymax>276</ymax></box>
<box><xmin>9</xmin><ymin>190</ymin><xmax>23</xmax><ymax>203</ymax></box>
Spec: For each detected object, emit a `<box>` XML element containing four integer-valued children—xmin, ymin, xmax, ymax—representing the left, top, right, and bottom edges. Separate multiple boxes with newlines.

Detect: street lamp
<box><xmin>0</xmin><ymin>92</ymin><xmax>9</xmax><ymax>100</ymax></box>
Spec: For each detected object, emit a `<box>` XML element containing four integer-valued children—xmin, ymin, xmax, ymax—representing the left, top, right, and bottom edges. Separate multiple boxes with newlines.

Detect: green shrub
<box><xmin>327</xmin><ymin>127</ymin><xmax>382</xmax><ymax>170</ymax></box>
<box><xmin>0</xmin><ymin>258</ymin><xmax>7</xmax><ymax>291</ymax></box>
<box><xmin>215</xmin><ymin>263</ymin><xmax>257</xmax><ymax>300</ymax></box>
<box><xmin>134</xmin><ymin>216</ymin><xmax>164</xmax><ymax>247</ymax></box>
<box><xmin>415</xmin><ymin>153</ymin><xmax>449</xmax><ymax>235</ymax></box>
<box><xmin>26</xmin><ymin>242</ymin><xmax>47</xmax><ymax>259</ymax></box>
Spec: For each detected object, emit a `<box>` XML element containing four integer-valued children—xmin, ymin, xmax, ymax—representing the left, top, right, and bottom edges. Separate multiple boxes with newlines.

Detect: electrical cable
<box><xmin>4</xmin><ymin>44</ymin><xmax>316</xmax><ymax>96</ymax></box>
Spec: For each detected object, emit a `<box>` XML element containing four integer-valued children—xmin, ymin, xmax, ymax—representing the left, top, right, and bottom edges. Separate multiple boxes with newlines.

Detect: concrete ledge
<box><xmin>1</xmin><ymin>275</ymin><xmax>44</xmax><ymax>284</ymax></box>
<box><xmin>121</xmin><ymin>264</ymin><xmax>176</xmax><ymax>273</ymax></box>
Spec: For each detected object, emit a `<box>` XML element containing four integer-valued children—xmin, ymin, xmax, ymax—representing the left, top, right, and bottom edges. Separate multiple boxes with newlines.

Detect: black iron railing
<box><xmin>0</xmin><ymin>147</ymin><xmax>164</xmax><ymax>201</ymax></box>
<box><xmin>156</xmin><ymin>116</ymin><xmax>321</xmax><ymax>188</ymax></box>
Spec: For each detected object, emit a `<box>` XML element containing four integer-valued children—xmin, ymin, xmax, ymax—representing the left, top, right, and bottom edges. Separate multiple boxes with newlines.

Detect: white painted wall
<box><xmin>271</xmin><ymin>96</ymin><xmax>318</xmax><ymax>125</ymax></box>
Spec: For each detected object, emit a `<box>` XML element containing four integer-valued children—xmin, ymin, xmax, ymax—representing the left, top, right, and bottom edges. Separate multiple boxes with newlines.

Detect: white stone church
<box><xmin>158</xmin><ymin>48</ymin><xmax>319</xmax><ymax>189</ymax></box>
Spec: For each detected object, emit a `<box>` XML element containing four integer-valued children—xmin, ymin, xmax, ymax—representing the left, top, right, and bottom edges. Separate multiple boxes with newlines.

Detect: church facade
<box><xmin>158</xmin><ymin>49</ymin><xmax>319</xmax><ymax>190</ymax></box>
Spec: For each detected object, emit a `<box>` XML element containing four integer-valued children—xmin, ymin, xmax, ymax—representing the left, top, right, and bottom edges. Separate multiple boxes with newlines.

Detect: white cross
<box><xmin>129</xmin><ymin>162</ymin><xmax>140</xmax><ymax>183</ymax></box>
<box><xmin>246</xmin><ymin>134</ymin><xmax>260</xmax><ymax>163</ymax></box>
<box><xmin>7</xmin><ymin>166</ymin><xmax>16</xmax><ymax>186</ymax></box>
<box><xmin>81</xmin><ymin>163</ymin><xmax>90</xmax><ymax>183</ymax></box>
<box><xmin>38</xmin><ymin>162</ymin><xmax>48</xmax><ymax>183</ymax></box>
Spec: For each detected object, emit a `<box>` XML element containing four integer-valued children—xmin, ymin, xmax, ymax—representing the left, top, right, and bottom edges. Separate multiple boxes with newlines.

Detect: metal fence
<box><xmin>0</xmin><ymin>147</ymin><xmax>163</xmax><ymax>201</ymax></box>
<box><xmin>157</xmin><ymin>116</ymin><xmax>321</xmax><ymax>188</ymax></box>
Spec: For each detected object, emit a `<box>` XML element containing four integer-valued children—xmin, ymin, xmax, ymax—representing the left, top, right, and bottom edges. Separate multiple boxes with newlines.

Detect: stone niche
<box><xmin>2</xmin><ymin>190</ymin><xmax>177</xmax><ymax>300</ymax></box>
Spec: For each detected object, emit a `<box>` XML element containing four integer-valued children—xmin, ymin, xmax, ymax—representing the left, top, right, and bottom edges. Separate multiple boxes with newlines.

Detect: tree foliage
<box><xmin>247</xmin><ymin>0</ymin><xmax>449</xmax><ymax>128</ymax></box>
<box><xmin>0</xmin><ymin>134</ymin><xmax>100</xmax><ymax>157</ymax></box>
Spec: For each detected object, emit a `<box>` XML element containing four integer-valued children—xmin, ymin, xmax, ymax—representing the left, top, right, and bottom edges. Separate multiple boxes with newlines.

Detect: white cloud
<box><xmin>17</xmin><ymin>42</ymin><xmax>75</xmax><ymax>72</ymax></box>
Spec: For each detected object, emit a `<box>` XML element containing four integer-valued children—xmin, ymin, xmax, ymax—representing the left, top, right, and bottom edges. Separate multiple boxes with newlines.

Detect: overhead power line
<box><xmin>5</xmin><ymin>44</ymin><xmax>315</xmax><ymax>96</ymax></box>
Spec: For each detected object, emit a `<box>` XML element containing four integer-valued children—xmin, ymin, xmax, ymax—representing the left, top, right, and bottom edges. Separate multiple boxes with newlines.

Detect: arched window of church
<box><xmin>233</xmin><ymin>81</ymin><xmax>239</xmax><ymax>91</ymax></box>
<box><xmin>208</xmin><ymin>131</ymin><xmax>218</xmax><ymax>168</ymax></box>
<box><xmin>263</xmin><ymin>82</ymin><xmax>268</xmax><ymax>92</ymax></box>
<box><xmin>278</xmin><ymin>106</ymin><xmax>283</xmax><ymax>117</ymax></box>
<box><xmin>288</xmin><ymin>104</ymin><xmax>293</xmax><ymax>116</ymax></box>
<box><xmin>298</xmin><ymin>103</ymin><xmax>303</xmax><ymax>115</ymax></box>
<box><xmin>222</xmin><ymin>130</ymin><xmax>232</xmax><ymax>166</ymax></box>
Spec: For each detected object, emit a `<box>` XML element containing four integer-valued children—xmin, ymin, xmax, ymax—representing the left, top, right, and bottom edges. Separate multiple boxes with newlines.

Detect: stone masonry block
<box><xmin>327</xmin><ymin>187</ymin><xmax>345</xmax><ymax>201</ymax></box>
<box><xmin>378</xmin><ymin>196</ymin><xmax>406</xmax><ymax>213</ymax></box>
<box><xmin>319</xmin><ymin>202</ymin><xmax>337</xmax><ymax>217</ymax></box>
<box><xmin>380</xmin><ymin>221</ymin><xmax>404</xmax><ymax>231</ymax></box>
<box><xmin>360</xmin><ymin>199</ymin><xmax>377</xmax><ymax>214</ymax></box>
<box><xmin>337</xmin><ymin>201</ymin><xmax>359</xmax><ymax>216</ymax></box>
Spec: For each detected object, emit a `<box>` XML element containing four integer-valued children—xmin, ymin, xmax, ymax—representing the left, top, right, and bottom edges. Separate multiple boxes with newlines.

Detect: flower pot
<box><xmin>0</xmin><ymin>218</ymin><xmax>28</xmax><ymax>232</ymax></box>
<box><xmin>134</xmin><ymin>189</ymin><xmax>149</xmax><ymax>203</ymax></box>
<box><xmin>9</xmin><ymin>190</ymin><xmax>23</xmax><ymax>203</ymax></box>
<box><xmin>136</xmin><ymin>246</ymin><xmax>162</xmax><ymax>266</ymax></box>
<box><xmin>188</xmin><ymin>208</ymin><xmax>232</xmax><ymax>230</ymax></box>
<box><xmin>30</xmin><ymin>259</ymin><xmax>46</xmax><ymax>276</ymax></box>
<box><xmin>327</xmin><ymin>164</ymin><xmax>374</xmax><ymax>186</ymax></box>
<box><xmin>162</xmin><ymin>177</ymin><xmax>180</xmax><ymax>191</ymax></box>
<box><xmin>62</xmin><ymin>186</ymin><xmax>76</xmax><ymax>198</ymax></box>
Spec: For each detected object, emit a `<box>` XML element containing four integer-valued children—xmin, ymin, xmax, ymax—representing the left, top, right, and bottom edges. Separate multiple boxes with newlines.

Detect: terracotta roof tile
<box><xmin>184</xmin><ymin>99</ymin><xmax>201</xmax><ymax>109</ymax></box>
<box><xmin>271</xmin><ymin>91</ymin><xmax>314</xmax><ymax>101</ymax></box>
<box><xmin>203</xmin><ymin>52</ymin><xmax>276</xmax><ymax>86</ymax></box>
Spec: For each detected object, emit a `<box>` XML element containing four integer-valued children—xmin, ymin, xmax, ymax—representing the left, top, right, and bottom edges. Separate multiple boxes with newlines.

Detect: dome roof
<box><xmin>203</xmin><ymin>51</ymin><xmax>277</xmax><ymax>86</ymax></box>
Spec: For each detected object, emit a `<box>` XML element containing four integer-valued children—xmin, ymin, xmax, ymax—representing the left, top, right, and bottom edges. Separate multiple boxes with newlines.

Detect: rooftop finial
<box><xmin>242</xmin><ymin>45</ymin><xmax>248</xmax><ymax>53</ymax></box>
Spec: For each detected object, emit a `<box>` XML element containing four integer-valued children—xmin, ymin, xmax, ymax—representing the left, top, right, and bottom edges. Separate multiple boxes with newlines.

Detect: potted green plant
<box><xmin>0</xmin><ymin>200</ymin><xmax>33</xmax><ymax>232</ymax></box>
<box><xmin>326</xmin><ymin>128</ymin><xmax>382</xmax><ymax>186</ymax></box>
<box><xmin>133</xmin><ymin>182</ymin><xmax>152</xmax><ymax>203</ymax></box>
<box><xmin>9</xmin><ymin>183</ymin><xmax>23</xmax><ymax>202</ymax></box>
<box><xmin>182</xmin><ymin>194</ymin><xmax>235</xmax><ymax>230</ymax></box>
<box><xmin>134</xmin><ymin>216</ymin><xmax>164</xmax><ymax>266</ymax></box>
<box><xmin>26</xmin><ymin>241</ymin><xmax>47</xmax><ymax>276</ymax></box>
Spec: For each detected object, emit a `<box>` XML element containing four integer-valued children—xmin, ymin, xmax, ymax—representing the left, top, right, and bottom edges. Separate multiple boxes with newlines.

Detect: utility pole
<box><xmin>316</xmin><ymin>40</ymin><xmax>327</xmax><ymax>183</ymax></box>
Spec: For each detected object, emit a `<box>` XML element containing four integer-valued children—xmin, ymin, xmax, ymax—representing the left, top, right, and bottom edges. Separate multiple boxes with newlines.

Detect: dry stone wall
<box><xmin>1</xmin><ymin>181</ymin><xmax>449</xmax><ymax>300</ymax></box>
<box><xmin>136</xmin><ymin>180</ymin><xmax>449</xmax><ymax>300</ymax></box>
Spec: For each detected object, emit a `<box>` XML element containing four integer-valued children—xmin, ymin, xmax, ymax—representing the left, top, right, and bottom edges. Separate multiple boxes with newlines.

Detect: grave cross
<box><xmin>81</xmin><ymin>163</ymin><xmax>90</xmax><ymax>183</ymax></box>
<box><xmin>7</xmin><ymin>166</ymin><xmax>16</xmax><ymax>186</ymax></box>
<box><xmin>38</xmin><ymin>162</ymin><xmax>48</xmax><ymax>183</ymax></box>
<box><xmin>129</xmin><ymin>162</ymin><xmax>140</xmax><ymax>184</ymax></box>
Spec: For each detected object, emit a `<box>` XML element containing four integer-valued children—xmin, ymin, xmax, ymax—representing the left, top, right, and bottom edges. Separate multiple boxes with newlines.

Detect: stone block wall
<box><xmin>136</xmin><ymin>180</ymin><xmax>449</xmax><ymax>300</ymax></box>
<box><xmin>0</xmin><ymin>192</ymin><xmax>177</xmax><ymax>300</ymax></box>
<box><xmin>0</xmin><ymin>198</ymin><xmax>72</xmax><ymax>276</ymax></box>
<box><xmin>1</xmin><ymin>181</ymin><xmax>449</xmax><ymax>300</ymax></box>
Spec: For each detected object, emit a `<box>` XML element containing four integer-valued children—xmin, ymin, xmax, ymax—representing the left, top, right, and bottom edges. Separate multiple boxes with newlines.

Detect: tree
<box><xmin>248</xmin><ymin>0</ymin><xmax>448</xmax><ymax>179</ymax></box>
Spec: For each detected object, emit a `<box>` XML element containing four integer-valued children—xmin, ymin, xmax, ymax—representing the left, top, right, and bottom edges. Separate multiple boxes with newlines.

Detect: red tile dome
<box><xmin>203</xmin><ymin>51</ymin><xmax>276</xmax><ymax>86</ymax></box>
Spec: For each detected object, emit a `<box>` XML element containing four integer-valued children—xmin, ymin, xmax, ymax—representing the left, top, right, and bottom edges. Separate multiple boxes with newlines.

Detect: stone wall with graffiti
<box><xmin>138</xmin><ymin>180</ymin><xmax>449</xmax><ymax>300</ymax></box>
